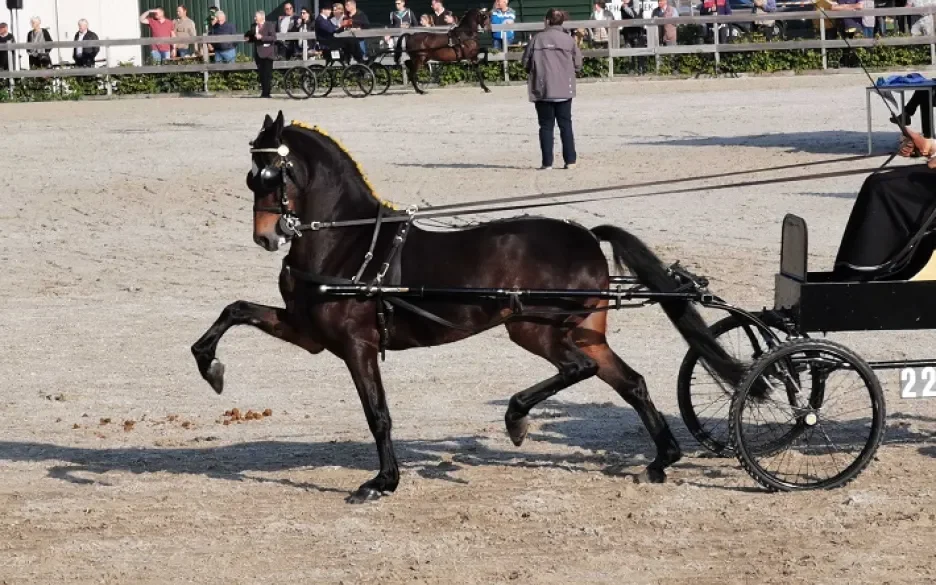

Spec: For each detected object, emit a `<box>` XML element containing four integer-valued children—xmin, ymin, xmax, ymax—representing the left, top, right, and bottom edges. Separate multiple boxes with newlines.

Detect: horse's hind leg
<box><xmin>408</xmin><ymin>57</ymin><xmax>426</xmax><ymax>94</ymax></box>
<box><xmin>576</xmin><ymin>311</ymin><xmax>681</xmax><ymax>483</ymax></box>
<box><xmin>474</xmin><ymin>60</ymin><xmax>490</xmax><ymax>93</ymax></box>
<box><xmin>503</xmin><ymin>321</ymin><xmax>599</xmax><ymax>446</ymax></box>
<box><xmin>190</xmin><ymin>301</ymin><xmax>323</xmax><ymax>394</ymax></box>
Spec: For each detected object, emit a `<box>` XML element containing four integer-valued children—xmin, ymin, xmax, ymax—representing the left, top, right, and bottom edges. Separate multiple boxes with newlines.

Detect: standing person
<box><xmin>173</xmin><ymin>5</ymin><xmax>197</xmax><ymax>58</ymax></box>
<box><xmin>521</xmin><ymin>8</ymin><xmax>583</xmax><ymax>170</ymax></box>
<box><xmin>651</xmin><ymin>0</ymin><xmax>678</xmax><ymax>46</ymax></box>
<box><xmin>73</xmin><ymin>19</ymin><xmax>99</xmax><ymax>68</ymax></box>
<box><xmin>277</xmin><ymin>2</ymin><xmax>301</xmax><ymax>59</ymax></box>
<box><xmin>490</xmin><ymin>0</ymin><xmax>517</xmax><ymax>50</ymax></box>
<box><xmin>139</xmin><ymin>8</ymin><xmax>175</xmax><ymax>63</ymax></box>
<box><xmin>245</xmin><ymin>11</ymin><xmax>277</xmax><ymax>98</ymax></box>
<box><xmin>26</xmin><ymin>17</ymin><xmax>53</xmax><ymax>69</ymax></box>
<box><xmin>0</xmin><ymin>22</ymin><xmax>13</xmax><ymax>72</ymax></box>
<box><xmin>209</xmin><ymin>10</ymin><xmax>237</xmax><ymax>63</ymax></box>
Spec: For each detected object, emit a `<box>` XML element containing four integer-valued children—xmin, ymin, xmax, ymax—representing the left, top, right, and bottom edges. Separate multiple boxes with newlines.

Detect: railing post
<box><xmin>820</xmin><ymin>12</ymin><xmax>827</xmax><ymax>70</ymax></box>
<box><xmin>713</xmin><ymin>16</ymin><xmax>720</xmax><ymax>77</ymax></box>
<box><xmin>609</xmin><ymin>24</ymin><xmax>617</xmax><ymax>78</ymax></box>
<box><xmin>105</xmin><ymin>44</ymin><xmax>112</xmax><ymax>97</ymax></box>
<box><xmin>203</xmin><ymin>40</ymin><xmax>210</xmax><ymax>93</ymax></box>
<box><xmin>931</xmin><ymin>7</ymin><xmax>936</xmax><ymax>66</ymax></box>
<box><xmin>648</xmin><ymin>23</ymin><xmax>660</xmax><ymax>74</ymax></box>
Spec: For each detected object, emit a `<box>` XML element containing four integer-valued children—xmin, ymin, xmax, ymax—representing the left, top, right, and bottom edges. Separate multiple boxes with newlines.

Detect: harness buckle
<box><xmin>309</xmin><ymin>221</ymin><xmax>322</xmax><ymax>231</ymax></box>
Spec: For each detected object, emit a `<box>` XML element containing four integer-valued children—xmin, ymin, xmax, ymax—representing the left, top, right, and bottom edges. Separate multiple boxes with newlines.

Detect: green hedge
<box><xmin>1</xmin><ymin>37</ymin><xmax>934</xmax><ymax>102</ymax></box>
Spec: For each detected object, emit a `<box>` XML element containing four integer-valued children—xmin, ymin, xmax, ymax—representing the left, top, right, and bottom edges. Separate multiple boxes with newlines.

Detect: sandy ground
<box><xmin>3</xmin><ymin>74</ymin><xmax>936</xmax><ymax>584</ymax></box>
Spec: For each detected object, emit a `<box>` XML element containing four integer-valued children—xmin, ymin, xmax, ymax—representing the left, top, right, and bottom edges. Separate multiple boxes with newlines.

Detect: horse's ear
<box><xmin>272</xmin><ymin>110</ymin><xmax>286</xmax><ymax>140</ymax></box>
<box><xmin>262</xmin><ymin>114</ymin><xmax>274</xmax><ymax>129</ymax></box>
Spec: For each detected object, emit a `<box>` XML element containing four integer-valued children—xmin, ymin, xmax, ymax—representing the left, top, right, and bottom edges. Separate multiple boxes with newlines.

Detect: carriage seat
<box><xmin>831</xmin><ymin>213</ymin><xmax>936</xmax><ymax>282</ymax></box>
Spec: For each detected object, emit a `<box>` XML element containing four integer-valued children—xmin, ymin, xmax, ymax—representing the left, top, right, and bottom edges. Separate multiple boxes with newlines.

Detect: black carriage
<box><xmin>678</xmin><ymin>207</ymin><xmax>936</xmax><ymax>492</ymax></box>
<box><xmin>283</xmin><ymin>44</ymin><xmax>387</xmax><ymax>100</ymax></box>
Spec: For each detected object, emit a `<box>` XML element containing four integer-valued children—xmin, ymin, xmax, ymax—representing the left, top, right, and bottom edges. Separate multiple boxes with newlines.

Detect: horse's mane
<box><xmin>287</xmin><ymin>120</ymin><xmax>399</xmax><ymax>211</ymax></box>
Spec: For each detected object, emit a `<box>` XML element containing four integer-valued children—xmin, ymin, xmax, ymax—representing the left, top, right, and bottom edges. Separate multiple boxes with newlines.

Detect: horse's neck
<box><xmin>291</xmin><ymin>170</ymin><xmax>384</xmax><ymax>278</ymax></box>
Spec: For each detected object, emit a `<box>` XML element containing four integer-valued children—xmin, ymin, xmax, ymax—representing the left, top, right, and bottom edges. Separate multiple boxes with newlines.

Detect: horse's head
<box><xmin>461</xmin><ymin>8</ymin><xmax>491</xmax><ymax>32</ymax></box>
<box><xmin>247</xmin><ymin>110</ymin><xmax>296</xmax><ymax>252</ymax></box>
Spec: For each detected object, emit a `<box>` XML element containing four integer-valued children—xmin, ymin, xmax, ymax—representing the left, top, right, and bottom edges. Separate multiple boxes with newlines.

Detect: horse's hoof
<box><xmin>346</xmin><ymin>486</ymin><xmax>386</xmax><ymax>504</ymax></box>
<box><xmin>633</xmin><ymin>467</ymin><xmax>667</xmax><ymax>484</ymax></box>
<box><xmin>205</xmin><ymin>359</ymin><xmax>225</xmax><ymax>395</ymax></box>
<box><xmin>505</xmin><ymin>414</ymin><xmax>529</xmax><ymax>447</ymax></box>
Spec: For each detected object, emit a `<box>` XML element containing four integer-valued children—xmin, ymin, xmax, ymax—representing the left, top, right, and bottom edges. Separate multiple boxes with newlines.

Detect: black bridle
<box><xmin>249</xmin><ymin>143</ymin><xmax>306</xmax><ymax>240</ymax></box>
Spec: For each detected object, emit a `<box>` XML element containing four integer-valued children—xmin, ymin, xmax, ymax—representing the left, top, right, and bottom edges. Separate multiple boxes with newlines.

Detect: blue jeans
<box><xmin>215</xmin><ymin>48</ymin><xmax>237</xmax><ymax>63</ymax></box>
<box><xmin>151</xmin><ymin>49</ymin><xmax>171</xmax><ymax>63</ymax></box>
<box><xmin>535</xmin><ymin>99</ymin><xmax>575</xmax><ymax>167</ymax></box>
<box><xmin>177</xmin><ymin>48</ymin><xmax>192</xmax><ymax>58</ymax></box>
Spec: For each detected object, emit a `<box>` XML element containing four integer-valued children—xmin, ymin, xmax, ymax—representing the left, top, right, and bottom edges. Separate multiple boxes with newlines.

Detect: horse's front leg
<box><xmin>474</xmin><ymin>58</ymin><xmax>490</xmax><ymax>93</ymax></box>
<box><xmin>190</xmin><ymin>300</ymin><xmax>323</xmax><ymax>394</ymax></box>
<box><xmin>342</xmin><ymin>337</ymin><xmax>400</xmax><ymax>503</ymax></box>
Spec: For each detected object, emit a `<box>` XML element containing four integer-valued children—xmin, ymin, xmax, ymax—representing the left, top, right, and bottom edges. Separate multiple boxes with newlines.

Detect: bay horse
<box><xmin>393</xmin><ymin>8</ymin><xmax>492</xmax><ymax>95</ymax></box>
<box><xmin>190</xmin><ymin>111</ymin><xmax>750</xmax><ymax>503</ymax></box>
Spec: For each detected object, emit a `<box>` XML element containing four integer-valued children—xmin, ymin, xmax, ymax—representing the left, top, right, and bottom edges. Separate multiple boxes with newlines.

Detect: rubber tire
<box><xmin>308</xmin><ymin>64</ymin><xmax>333</xmax><ymax>98</ymax></box>
<box><xmin>729</xmin><ymin>338</ymin><xmax>886</xmax><ymax>492</ymax></box>
<box><xmin>676</xmin><ymin>312</ymin><xmax>794</xmax><ymax>456</ymax></box>
<box><xmin>341</xmin><ymin>63</ymin><xmax>375</xmax><ymax>98</ymax></box>
<box><xmin>283</xmin><ymin>66</ymin><xmax>316</xmax><ymax>100</ymax></box>
<box><xmin>370</xmin><ymin>63</ymin><xmax>392</xmax><ymax>96</ymax></box>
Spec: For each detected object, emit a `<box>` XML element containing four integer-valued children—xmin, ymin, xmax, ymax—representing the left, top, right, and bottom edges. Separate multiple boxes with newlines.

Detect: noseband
<box><xmin>250</xmin><ymin>144</ymin><xmax>303</xmax><ymax>238</ymax></box>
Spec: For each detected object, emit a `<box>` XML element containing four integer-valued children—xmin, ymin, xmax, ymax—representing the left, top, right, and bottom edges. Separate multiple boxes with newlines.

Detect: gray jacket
<box><xmin>521</xmin><ymin>25</ymin><xmax>583</xmax><ymax>102</ymax></box>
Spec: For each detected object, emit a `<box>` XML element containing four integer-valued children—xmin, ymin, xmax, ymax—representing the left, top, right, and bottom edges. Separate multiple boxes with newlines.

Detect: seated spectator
<box><xmin>139</xmin><ymin>8</ymin><xmax>175</xmax><ymax>63</ymax></box>
<box><xmin>344</xmin><ymin>0</ymin><xmax>370</xmax><ymax>55</ymax></box>
<box><xmin>209</xmin><ymin>10</ymin><xmax>237</xmax><ymax>63</ymax></box>
<box><xmin>0</xmin><ymin>22</ymin><xmax>12</xmax><ymax>72</ymax></box>
<box><xmin>73</xmin><ymin>19</ymin><xmax>99</xmax><ymax>68</ymax></box>
<box><xmin>331</xmin><ymin>3</ymin><xmax>346</xmax><ymax>28</ymax></box>
<box><xmin>651</xmin><ymin>0</ymin><xmax>678</xmax><ymax>46</ymax></box>
<box><xmin>419</xmin><ymin>13</ymin><xmax>433</xmax><ymax>27</ymax></box>
<box><xmin>491</xmin><ymin>0</ymin><xmax>517</xmax><ymax>50</ymax></box>
<box><xmin>316</xmin><ymin>3</ymin><xmax>364</xmax><ymax>62</ymax></box>
<box><xmin>26</xmin><ymin>17</ymin><xmax>52</xmax><ymax>69</ymax></box>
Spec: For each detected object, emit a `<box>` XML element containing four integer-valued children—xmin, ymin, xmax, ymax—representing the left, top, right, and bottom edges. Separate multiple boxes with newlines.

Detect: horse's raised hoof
<box><xmin>633</xmin><ymin>467</ymin><xmax>667</xmax><ymax>484</ymax></box>
<box><xmin>346</xmin><ymin>485</ymin><xmax>387</xmax><ymax>504</ymax></box>
<box><xmin>204</xmin><ymin>359</ymin><xmax>225</xmax><ymax>395</ymax></box>
<box><xmin>505</xmin><ymin>413</ymin><xmax>529</xmax><ymax>447</ymax></box>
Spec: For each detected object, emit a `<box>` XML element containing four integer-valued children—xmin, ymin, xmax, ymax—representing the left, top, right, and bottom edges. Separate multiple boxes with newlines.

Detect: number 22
<box><xmin>901</xmin><ymin>367</ymin><xmax>936</xmax><ymax>398</ymax></box>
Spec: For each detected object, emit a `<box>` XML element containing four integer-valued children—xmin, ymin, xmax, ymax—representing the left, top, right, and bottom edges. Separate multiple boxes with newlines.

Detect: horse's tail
<box><xmin>394</xmin><ymin>33</ymin><xmax>410</xmax><ymax>64</ymax></box>
<box><xmin>590</xmin><ymin>224</ymin><xmax>747</xmax><ymax>388</ymax></box>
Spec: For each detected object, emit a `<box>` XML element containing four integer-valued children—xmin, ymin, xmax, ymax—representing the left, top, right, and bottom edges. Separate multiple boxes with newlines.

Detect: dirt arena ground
<box><xmin>3</xmin><ymin>74</ymin><xmax>936</xmax><ymax>584</ymax></box>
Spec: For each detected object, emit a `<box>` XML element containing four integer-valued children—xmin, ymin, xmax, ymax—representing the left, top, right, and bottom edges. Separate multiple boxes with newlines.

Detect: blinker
<box><xmin>258</xmin><ymin>165</ymin><xmax>284</xmax><ymax>191</ymax></box>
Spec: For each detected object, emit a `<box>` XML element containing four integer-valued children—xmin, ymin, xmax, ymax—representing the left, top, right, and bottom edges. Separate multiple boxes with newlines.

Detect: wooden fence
<box><xmin>2</xmin><ymin>7</ymin><xmax>936</xmax><ymax>94</ymax></box>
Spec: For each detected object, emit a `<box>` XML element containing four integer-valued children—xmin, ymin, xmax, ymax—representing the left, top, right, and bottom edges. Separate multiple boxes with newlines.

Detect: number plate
<box><xmin>900</xmin><ymin>367</ymin><xmax>936</xmax><ymax>398</ymax></box>
<box><xmin>331</xmin><ymin>50</ymin><xmax>341</xmax><ymax>59</ymax></box>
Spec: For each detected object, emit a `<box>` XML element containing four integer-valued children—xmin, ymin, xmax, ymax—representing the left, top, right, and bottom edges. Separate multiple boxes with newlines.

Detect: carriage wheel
<box><xmin>729</xmin><ymin>338</ymin><xmax>885</xmax><ymax>491</ymax></box>
<box><xmin>283</xmin><ymin>66</ymin><xmax>317</xmax><ymax>100</ymax></box>
<box><xmin>370</xmin><ymin>63</ymin><xmax>393</xmax><ymax>96</ymax></box>
<box><xmin>677</xmin><ymin>312</ymin><xmax>797</xmax><ymax>456</ymax></box>
<box><xmin>341</xmin><ymin>64</ymin><xmax>375</xmax><ymax>98</ymax></box>
<box><xmin>308</xmin><ymin>65</ymin><xmax>334</xmax><ymax>98</ymax></box>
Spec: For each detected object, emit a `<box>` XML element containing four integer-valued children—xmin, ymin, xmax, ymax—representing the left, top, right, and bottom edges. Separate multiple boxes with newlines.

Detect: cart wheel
<box><xmin>341</xmin><ymin>63</ymin><xmax>375</xmax><ymax>98</ymax></box>
<box><xmin>729</xmin><ymin>338</ymin><xmax>885</xmax><ymax>491</ymax></box>
<box><xmin>283</xmin><ymin>66</ymin><xmax>316</xmax><ymax>100</ymax></box>
<box><xmin>308</xmin><ymin>65</ymin><xmax>333</xmax><ymax>98</ymax></box>
<box><xmin>370</xmin><ymin>63</ymin><xmax>393</xmax><ymax>96</ymax></box>
<box><xmin>677</xmin><ymin>312</ymin><xmax>795</xmax><ymax>456</ymax></box>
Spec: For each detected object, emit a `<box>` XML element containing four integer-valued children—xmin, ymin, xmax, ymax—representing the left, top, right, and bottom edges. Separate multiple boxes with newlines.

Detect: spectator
<box><xmin>651</xmin><ymin>0</ymin><xmax>678</xmax><ymax>46</ymax></box>
<box><xmin>209</xmin><ymin>10</ymin><xmax>238</xmax><ymax>63</ymax></box>
<box><xmin>317</xmin><ymin>3</ymin><xmax>365</xmax><ymax>62</ymax></box>
<box><xmin>588</xmin><ymin>1</ymin><xmax>614</xmax><ymax>45</ymax></box>
<box><xmin>173</xmin><ymin>5</ymin><xmax>197</xmax><ymax>58</ymax></box>
<box><xmin>521</xmin><ymin>8</ymin><xmax>583</xmax><ymax>170</ymax></box>
<box><xmin>388</xmin><ymin>0</ymin><xmax>416</xmax><ymax>49</ymax></box>
<box><xmin>331</xmin><ymin>3</ymin><xmax>346</xmax><ymax>28</ymax></box>
<box><xmin>828</xmin><ymin>0</ymin><xmax>864</xmax><ymax>37</ymax></box>
<box><xmin>344</xmin><ymin>0</ymin><xmax>370</xmax><ymax>55</ymax></box>
<box><xmin>73</xmin><ymin>19</ymin><xmax>99</xmax><ymax>68</ymax></box>
<box><xmin>139</xmin><ymin>8</ymin><xmax>175</xmax><ymax>63</ymax></box>
<box><xmin>0</xmin><ymin>23</ymin><xmax>13</xmax><ymax>72</ymax></box>
<box><xmin>297</xmin><ymin>7</ymin><xmax>314</xmax><ymax>54</ymax></box>
<box><xmin>752</xmin><ymin>0</ymin><xmax>776</xmax><ymax>36</ymax></box>
<box><xmin>491</xmin><ymin>0</ymin><xmax>517</xmax><ymax>50</ymax></box>
<box><xmin>419</xmin><ymin>13</ymin><xmax>433</xmax><ymax>27</ymax></box>
<box><xmin>205</xmin><ymin>6</ymin><xmax>219</xmax><ymax>33</ymax></box>
<box><xmin>244</xmin><ymin>10</ymin><xmax>277</xmax><ymax>98</ymax></box>
<box><xmin>911</xmin><ymin>0</ymin><xmax>936</xmax><ymax>37</ymax></box>
<box><xmin>700</xmin><ymin>0</ymin><xmax>731</xmax><ymax>43</ymax></box>
<box><xmin>26</xmin><ymin>17</ymin><xmax>53</xmax><ymax>70</ymax></box>
<box><xmin>429</xmin><ymin>0</ymin><xmax>454</xmax><ymax>25</ymax></box>
<box><xmin>391</xmin><ymin>0</ymin><xmax>416</xmax><ymax>27</ymax></box>
<box><xmin>277</xmin><ymin>2</ymin><xmax>301</xmax><ymax>59</ymax></box>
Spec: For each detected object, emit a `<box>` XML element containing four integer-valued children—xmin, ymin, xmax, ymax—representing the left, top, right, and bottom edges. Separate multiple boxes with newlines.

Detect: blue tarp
<box><xmin>876</xmin><ymin>73</ymin><xmax>934</xmax><ymax>86</ymax></box>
